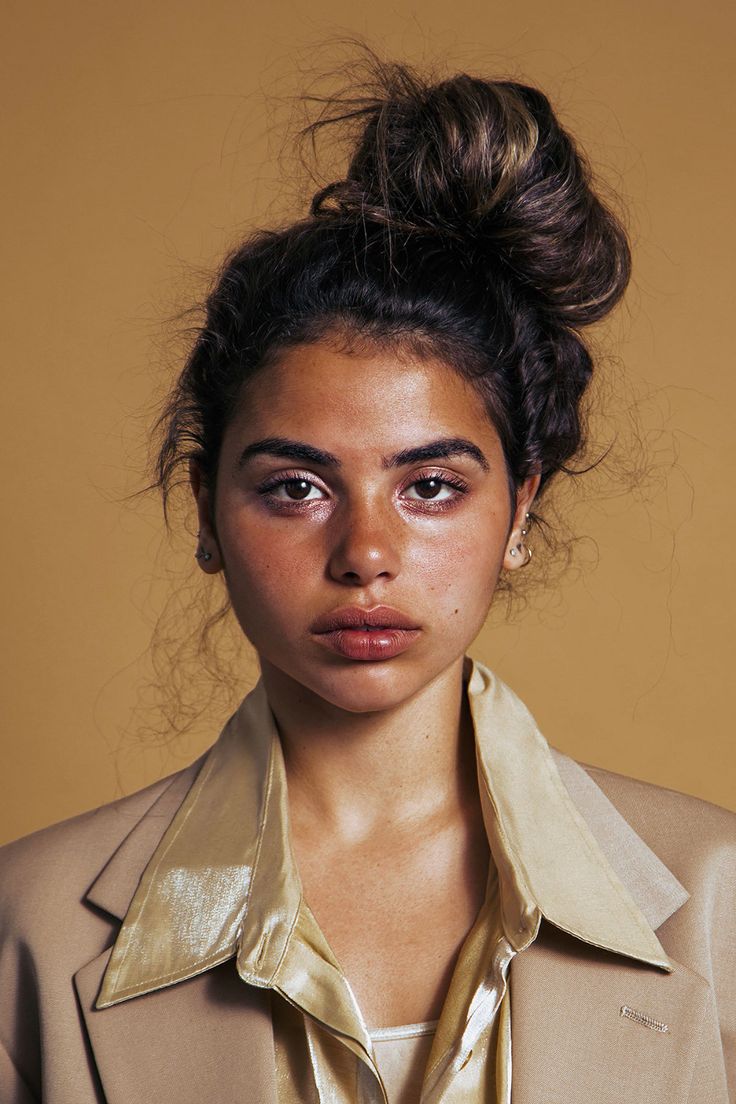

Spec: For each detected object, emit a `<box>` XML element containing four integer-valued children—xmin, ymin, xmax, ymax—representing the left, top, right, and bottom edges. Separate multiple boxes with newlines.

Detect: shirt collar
<box><xmin>96</xmin><ymin>656</ymin><xmax>681</xmax><ymax>1009</ymax></box>
<box><xmin>465</xmin><ymin>659</ymin><xmax>677</xmax><ymax>967</ymax></box>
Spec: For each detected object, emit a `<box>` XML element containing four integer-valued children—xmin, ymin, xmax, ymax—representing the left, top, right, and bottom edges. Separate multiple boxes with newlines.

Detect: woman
<box><xmin>0</xmin><ymin>55</ymin><xmax>733</xmax><ymax>1104</ymax></box>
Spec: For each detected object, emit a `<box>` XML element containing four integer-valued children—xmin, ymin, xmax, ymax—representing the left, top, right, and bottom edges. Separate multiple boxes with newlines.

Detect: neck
<box><xmin>258</xmin><ymin>655</ymin><xmax>479</xmax><ymax>844</ymax></box>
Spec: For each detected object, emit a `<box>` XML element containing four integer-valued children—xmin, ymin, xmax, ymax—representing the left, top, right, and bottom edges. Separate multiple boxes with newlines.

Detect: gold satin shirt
<box><xmin>97</xmin><ymin>656</ymin><xmax>672</xmax><ymax>1102</ymax></box>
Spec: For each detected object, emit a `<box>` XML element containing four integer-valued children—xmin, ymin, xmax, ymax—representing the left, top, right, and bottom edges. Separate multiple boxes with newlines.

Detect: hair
<box><xmin>152</xmin><ymin>50</ymin><xmax>631</xmax><ymax>543</ymax></box>
<box><xmin>130</xmin><ymin>48</ymin><xmax>635</xmax><ymax>747</ymax></box>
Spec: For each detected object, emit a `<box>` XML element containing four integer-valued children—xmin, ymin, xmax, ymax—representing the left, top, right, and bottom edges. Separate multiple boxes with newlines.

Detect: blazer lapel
<box><xmin>74</xmin><ymin>949</ymin><xmax>277</xmax><ymax>1104</ymax></box>
<box><xmin>549</xmin><ymin>749</ymin><xmax>690</xmax><ymax>931</ymax></box>
<box><xmin>507</xmin><ymin>759</ymin><xmax>723</xmax><ymax>1104</ymax></box>
<box><xmin>509</xmin><ymin>753</ymin><xmax>722</xmax><ymax>1103</ymax></box>
<box><xmin>74</xmin><ymin>758</ymin><xmax>278</xmax><ymax>1104</ymax></box>
<box><xmin>509</xmin><ymin>920</ymin><xmax>718</xmax><ymax>1104</ymax></box>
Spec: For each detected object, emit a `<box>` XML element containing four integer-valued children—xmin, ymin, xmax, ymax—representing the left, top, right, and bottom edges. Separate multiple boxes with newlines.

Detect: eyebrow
<box><xmin>237</xmin><ymin>437</ymin><xmax>338</xmax><ymax>470</ymax></box>
<box><xmin>236</xmin><ymin>435</ymin><xmax>490</xmax><ymax>472</ymax></box>
<box><xmin>387</xmin><ymin>437</ymin><xmax>490</xmax><ymax>472</ymax></box>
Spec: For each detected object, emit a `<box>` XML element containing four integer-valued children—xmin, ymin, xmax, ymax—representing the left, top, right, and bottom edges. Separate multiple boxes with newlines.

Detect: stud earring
<box><xmin>195</xmin><ymin>546</ymin><xmax>212</xmax><ymax>562</ymax></box>
<box><xmin>508</xmin><ymin>538</ymin><xmax>533</xmax><ymax>566</ymax></box>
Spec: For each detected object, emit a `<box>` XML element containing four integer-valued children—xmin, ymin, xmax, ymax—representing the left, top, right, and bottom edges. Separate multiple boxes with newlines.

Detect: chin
<box><xmin>280</xmin><ymin>649</ymin><xmax>460</xmax><ymax>715</ymax></box>
<box><xmin>313</xmin><ymin>674</ymin><xmax>417</xmax><ymax>714</ymax></box>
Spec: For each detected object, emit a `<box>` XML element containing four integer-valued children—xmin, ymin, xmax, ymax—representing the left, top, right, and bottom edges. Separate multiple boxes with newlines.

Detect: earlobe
<box><xmin>189</xmin><ymin>461</ymin><xmax>222</xmax><ymax>574</ymax></box>
<box><xmin>195</xmin><ymin>541</ymin><xmax>213</xmax><ymax>564</ymax></box>
<box><xmin>503</xmin><ymin>511</ymin><xmax>534</xmax><ymax>571</ymax></box>
<box><xmin>194</xmin><ymin>534</ymin><xmax>221</xmax><ymax>573</ymax></box>
<box><xmin>194</xmin><ymin>527</ymin><xmax>222</xmax><ymax>574</ymax></box>
<box><xmin>503</xmin><ymin>471</ymin><xmax>540</xmax><ymax>571</ymax></box>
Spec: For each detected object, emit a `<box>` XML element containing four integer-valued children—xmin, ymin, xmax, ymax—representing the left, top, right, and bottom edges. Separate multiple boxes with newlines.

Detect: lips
<box><xmin>310</xmin><ymin>605</ymin><xmax>421</xmax><ymax>661</ymax></box>
<box><xmin>310</xmin><ymin>605</ymin><xmax>419</xmax><ymax>634</ymax></box>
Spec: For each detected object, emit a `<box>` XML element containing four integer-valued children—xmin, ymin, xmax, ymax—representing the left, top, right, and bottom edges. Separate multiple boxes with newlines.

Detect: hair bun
<box><xmin>308</xmin><ymin>64</ymin><xmax>631</xmax><ymax>328</ymax></box>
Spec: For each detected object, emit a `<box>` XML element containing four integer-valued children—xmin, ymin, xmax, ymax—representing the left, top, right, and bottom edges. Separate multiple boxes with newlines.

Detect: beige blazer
<box><xmin>1</xmin><ymin>742</ymin><xmax>734</xmax><ymax>1102</ymax></box>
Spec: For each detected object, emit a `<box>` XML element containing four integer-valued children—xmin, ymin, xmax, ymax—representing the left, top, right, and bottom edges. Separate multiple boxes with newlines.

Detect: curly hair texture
<box><xmin>153</xmin><ymin>53</ymin><xmax>631</xmax><ymax>537</ymax></box>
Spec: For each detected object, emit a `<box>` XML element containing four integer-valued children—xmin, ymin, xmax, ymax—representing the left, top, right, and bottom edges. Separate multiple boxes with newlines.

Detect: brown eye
<box><xmin>259</xmin><ymin>470</ymin><xmax>328</xmax><ymax>505</ymax></box>
<box><xmin>402</xmin><ymin>472</ymin><xmax>469</xmax><ymax>506</ymax></box>
<box><xmin>257</xmin><ymin>474</ymin><xmax>328</xmax><ymax>503</ymax></box>
<box><xmin>412</xmin><ymin>478</ymin><xmax>445</xmax><ymax>499</ymax></box>
<box><xmin>283</xmin><ymin>479</ymin><xmax>313</xmax><ymax>500</ymax></box>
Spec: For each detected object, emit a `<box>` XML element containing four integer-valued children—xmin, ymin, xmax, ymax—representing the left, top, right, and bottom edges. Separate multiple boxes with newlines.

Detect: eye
<box><xmin>277</xmin><ymin>479</ymin><xmax>323</xmax><ymax>502</ymax></box>
<box><xmin>402</xmin><ymin>473</ymin><xmax>468</xmax><ymax>503</ymax></box>
<box><xmin>256</xmin><ymin>473</ymin><xmax>328</xmax><ymax>503</ymax></box>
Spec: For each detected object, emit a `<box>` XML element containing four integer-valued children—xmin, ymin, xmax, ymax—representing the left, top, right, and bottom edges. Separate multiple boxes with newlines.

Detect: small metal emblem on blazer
<box><xmin>620</xmin><ymin>1005</ymin><xmax>669</xmax><ymax>1033</ymax></box>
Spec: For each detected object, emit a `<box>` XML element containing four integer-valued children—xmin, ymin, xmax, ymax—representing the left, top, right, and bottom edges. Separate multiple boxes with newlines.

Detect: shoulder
<box><xmin>579</xmin><ymin>758</ymin><xmax>736</xmax><ymax>838</ymax></box>
<box><xmin>574</xmin><ymin>758</ymin><xmax>736</xmax><ymax>895</ymax></box>
<box><xmin>0</xmin><ymin>759</ymin><xmax>203</xmax><ymax>935</ymax></box>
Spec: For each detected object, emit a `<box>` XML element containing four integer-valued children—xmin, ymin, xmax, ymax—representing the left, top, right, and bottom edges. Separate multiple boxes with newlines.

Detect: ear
<box><xmin>189</xmin><ymin>460</ymin><xmax>222</xmax><ymax>574</ymax></box>
<box><xmin>503</xmin><ymin>471</ymin><xmax>542</xmax><ymax>572</ymax></box>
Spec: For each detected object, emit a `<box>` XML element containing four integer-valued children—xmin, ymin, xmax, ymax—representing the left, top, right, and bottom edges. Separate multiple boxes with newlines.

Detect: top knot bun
<box><xmin>308</xmin><ymin>62</ymin><xmax>630</xmax><ymax>329</ymax></box>
<box><xmin>155</xmin><ymin>51</ymin><xmax>634</xmax><ymax>528</ymax></box>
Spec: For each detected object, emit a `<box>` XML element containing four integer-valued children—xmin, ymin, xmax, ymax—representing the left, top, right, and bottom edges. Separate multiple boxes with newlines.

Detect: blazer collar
<box><xmin>88</xmin><ymin>656</ymin><xmax>689</xmax><ymax>1010</ymax></box>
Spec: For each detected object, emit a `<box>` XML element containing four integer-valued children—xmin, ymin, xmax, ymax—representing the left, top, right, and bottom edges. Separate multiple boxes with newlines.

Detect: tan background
<box><xmin>2</xmin><ymin>0</ymin><xmax>734</xmax><ymax>844</ymax></box>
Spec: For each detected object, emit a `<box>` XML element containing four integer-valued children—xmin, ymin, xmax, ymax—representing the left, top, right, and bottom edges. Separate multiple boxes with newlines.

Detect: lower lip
<box><xmin>313</xmin><ymin>628</ymin><xmax>421</xmax><ymax>661</ymax></box>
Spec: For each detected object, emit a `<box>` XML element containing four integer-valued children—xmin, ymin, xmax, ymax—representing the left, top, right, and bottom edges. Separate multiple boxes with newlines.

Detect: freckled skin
<box><xmin>192</xmin><ymin>338</ymin><xmax>539</xmax><ymax>716</ymax></box>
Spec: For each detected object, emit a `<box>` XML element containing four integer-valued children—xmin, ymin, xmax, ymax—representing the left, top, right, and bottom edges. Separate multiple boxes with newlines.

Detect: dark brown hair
<box><xmin>129</xmin><ymin>48</ymin><xmax>638</xmax><ymax>746</ymax></box>
<box><xmin>153</xmin><ymin>50</ymin><xmax>631</xmax><ymax>534</ymax></box>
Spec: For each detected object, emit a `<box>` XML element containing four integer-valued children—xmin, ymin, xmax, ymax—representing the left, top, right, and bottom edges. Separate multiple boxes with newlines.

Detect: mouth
<box><xmin>310</xmin><ymin>604</ymin><xmax>420</xmax><ymax>634</ymax></box>
<box><xmin>310</xmin><ymin>605</ymin><xmax>421</xmax><ymax>661</ymax></box>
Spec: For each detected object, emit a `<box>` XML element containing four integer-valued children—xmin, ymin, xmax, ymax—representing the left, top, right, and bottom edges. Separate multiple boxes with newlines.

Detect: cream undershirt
<box><xmin>368</xmin><ymin>1021</ymin><xmax>438</xmax><ymax>1104</ymax></box>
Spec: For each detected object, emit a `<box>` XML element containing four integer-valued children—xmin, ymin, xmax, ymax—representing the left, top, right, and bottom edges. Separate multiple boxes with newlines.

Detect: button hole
<box><xmin>254</xmin><ymin>932</ymin><xmax>268</xmax><ymax>968</ymax></box>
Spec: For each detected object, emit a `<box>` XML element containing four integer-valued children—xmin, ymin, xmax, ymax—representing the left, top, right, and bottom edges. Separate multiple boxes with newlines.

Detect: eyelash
<box><xmin>255</xmin><ymin>469</ymin><xmax>470</xmax><ymax>512</ymax></box>
<box><xmin>403</xmin><ymin>471</ymin><xmax>470</xmax><ymax>508</ymax></box>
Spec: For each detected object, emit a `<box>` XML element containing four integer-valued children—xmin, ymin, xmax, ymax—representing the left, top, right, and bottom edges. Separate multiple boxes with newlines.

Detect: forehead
<box><xmin>229</xmin><ymin>339</ymin><xmax>498</xmax><ymax>452</ymax></box>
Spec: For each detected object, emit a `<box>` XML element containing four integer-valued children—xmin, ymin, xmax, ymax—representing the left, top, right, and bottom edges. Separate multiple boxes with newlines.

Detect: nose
<box><xmin>326</xmin><ymin>495</ymin><xmax>402</xmax><ymax>586</ymax></box>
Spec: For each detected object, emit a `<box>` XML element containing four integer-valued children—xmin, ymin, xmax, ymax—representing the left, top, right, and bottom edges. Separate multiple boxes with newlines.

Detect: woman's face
<box><xmin>193</xmin><ymin>337</ymin><xmax>539</xmax><ymax>713</ymax></box>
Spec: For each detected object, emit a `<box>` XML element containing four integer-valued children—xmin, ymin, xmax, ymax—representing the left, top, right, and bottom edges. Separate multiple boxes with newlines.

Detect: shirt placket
<box><xmin>420</xmin><ymin>932</ymin><xmax>517</xmax><ymax>1103</ymax></box>
<box><xmin>301</xmin><ymin>1011</ymin><xmax>389</xmax><ymax>1104</ymax></box>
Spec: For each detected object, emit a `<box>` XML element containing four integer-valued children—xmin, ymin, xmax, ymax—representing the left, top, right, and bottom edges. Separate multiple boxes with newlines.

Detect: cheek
<box><xmin>406</xmin><ymin>519</ymin><xmax>506</xmax><ymax>605</ymax></box>
<box><xmin>218</xmin><ymin>510</ymin><xmax>326</xmax><ymax>634</ymax></box>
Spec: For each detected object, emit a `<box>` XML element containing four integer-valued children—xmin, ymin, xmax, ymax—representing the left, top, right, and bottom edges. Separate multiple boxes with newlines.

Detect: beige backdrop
<box><xmin>2</xmin><ymin>0</ymin><xmax>735</xmax><ymax>844</ymax></box>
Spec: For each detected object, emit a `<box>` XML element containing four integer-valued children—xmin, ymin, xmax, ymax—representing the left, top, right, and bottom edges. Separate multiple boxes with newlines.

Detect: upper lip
<box><xmin>311</xmin><ymin>605</ymin><xmax>420</xmax><ymax>633</ymax></box>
